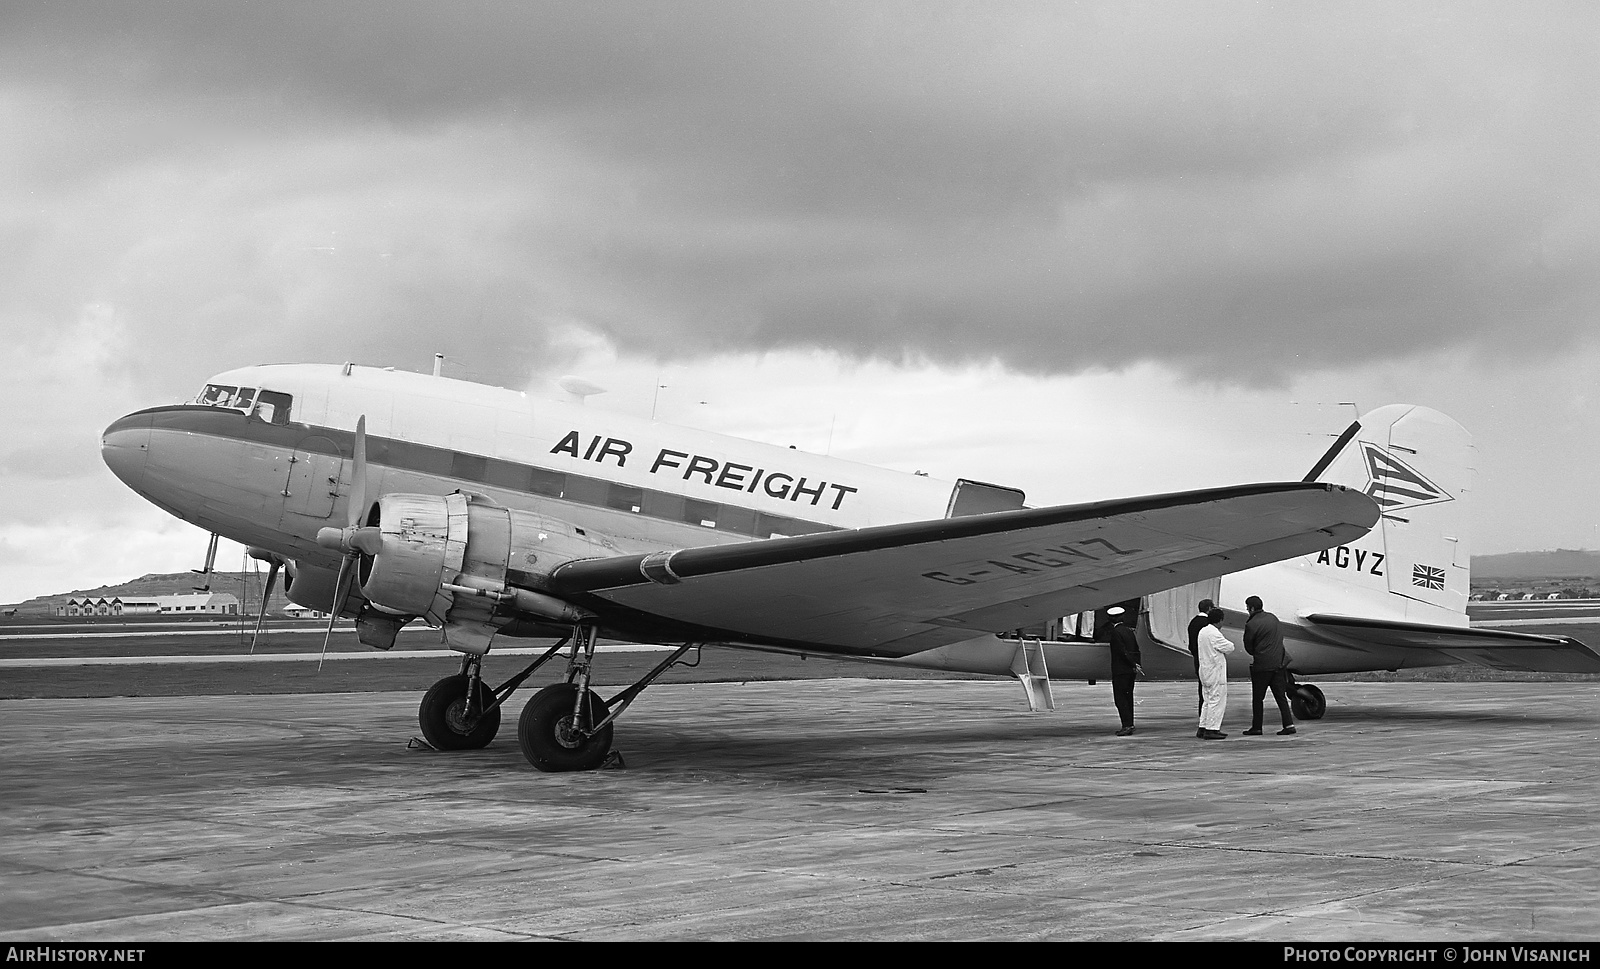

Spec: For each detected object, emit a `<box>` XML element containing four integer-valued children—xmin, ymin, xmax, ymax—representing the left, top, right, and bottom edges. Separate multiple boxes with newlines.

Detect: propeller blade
<box><xmin>348</xmin><ymin>415</ymin><xmax>368</xmax><ymax>528</ymax></box>
<box><xmin>248</xmin><ymin>560</ymin><xmax>281</xmax><ymax>655</ymax></box>
<box><xmin>348</xmin><ymin>526</ymin><xmax>382</xmax><ymax>557</ymax></box>
<box><xmin>319</xmin><ymin>554</ymin><xmax>353</xmax><ymax>672</ymax></box>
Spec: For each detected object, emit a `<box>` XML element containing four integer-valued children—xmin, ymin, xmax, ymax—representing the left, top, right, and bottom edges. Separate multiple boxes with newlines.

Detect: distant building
<box><xmin>280</xmin><ymin>604</ymin><xmax>330</xmax><ymax>619</ymax></box>
<box><xmin>58</xmin><ymin>596</ymin><xmax>126</xmax><ymax>617</ymax></box>
<box><xmin>57</xmin><ymin>593</ymin><xmax>239</xmax><ymax>617</ymax></box>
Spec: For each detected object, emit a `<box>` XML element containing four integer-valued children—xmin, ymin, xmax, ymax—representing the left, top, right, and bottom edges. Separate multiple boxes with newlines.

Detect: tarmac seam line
<box><xmin>1140</xmin><ymin>839</ymin><xmax>1519</xmax><ymax>866</ymax></box>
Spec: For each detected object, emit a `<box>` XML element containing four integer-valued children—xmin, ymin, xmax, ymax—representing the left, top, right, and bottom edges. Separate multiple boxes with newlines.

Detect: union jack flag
<box><xmin>1413</xmin><ymin>564</ymin><xmax>1446</xmax><ymax>591</ymax></box>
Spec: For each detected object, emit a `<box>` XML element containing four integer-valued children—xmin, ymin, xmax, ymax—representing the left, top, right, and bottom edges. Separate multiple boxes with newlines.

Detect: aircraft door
<box><xmin>282</xmin><ymin>437</ymin><xmax>344</xmax><ymax>520</ymax></box>
<box><xmin>1143</xmin><ymin>578</ymin><xmax>1221</xmax><ymax>650</ymax></box>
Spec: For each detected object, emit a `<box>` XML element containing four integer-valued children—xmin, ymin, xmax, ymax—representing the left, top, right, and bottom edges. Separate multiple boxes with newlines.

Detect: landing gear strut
<box><xmin>518</xmin><ymin>682</ymin><xmax>614</xmax><ymax>772</ymax></box>
<box><xmin>515</xmin><ymin>623</ymin><xmax>698</xmax><ymax>772</ymax></box>
<box><xmin>417</xmin><ymin>653</ymin><xmax>503</xmax><ymax>749</ymax></box>
<box><xmin>416</xmin><ymin>625</ymin><xmax>698</xmax><ymax>771</ymax></box>
<box><xmin>418</xmin><ymin>668</ymin><xmax>500</xmax><ymax>750</ymax></box>
<box><xmin>416</xmin><ymin>638</ymin><xmax>569</xmax><ymax>749</ymax></box>
<box><xmin>1291</xmin><ymin>683</ymin><xmax>1327</xmax><ymax>721</ymax></box>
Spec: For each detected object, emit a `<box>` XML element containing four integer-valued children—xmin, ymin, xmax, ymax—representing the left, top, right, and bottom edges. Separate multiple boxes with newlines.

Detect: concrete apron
<box><xmin>1</xmin><ymin>680</ymin><xmax>1597</xmax><ymax>941</ymax></box>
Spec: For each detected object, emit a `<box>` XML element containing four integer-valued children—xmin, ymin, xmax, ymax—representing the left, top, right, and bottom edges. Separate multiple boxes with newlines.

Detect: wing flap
<box><xmin>1305</xmin><ymin>613</ymin><xmax>1600</xmax><ymax>673</ymax></box>
<box><xmin>546</xmin><ymin>482</ymin><xmax>1377</xmax><ymax>655</ymax></box>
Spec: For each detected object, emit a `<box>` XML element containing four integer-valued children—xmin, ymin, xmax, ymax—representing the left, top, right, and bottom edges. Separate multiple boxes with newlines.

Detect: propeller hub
<box><xmin>317</xmin><ymin>525</ymin><xmax>382</xmax><ymax>556</ymax></box>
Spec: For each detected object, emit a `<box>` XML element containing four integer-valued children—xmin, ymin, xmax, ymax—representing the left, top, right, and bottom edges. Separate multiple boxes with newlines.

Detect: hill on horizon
<box><xmin>1472</xmin><ymin>549</ymin><xmax>1600</xmax><ymax>580</ymax></box>
<box><xmin>7</xmin><ymin>571</ymin><xmax>290</xmax><ymax>616</ymax></box>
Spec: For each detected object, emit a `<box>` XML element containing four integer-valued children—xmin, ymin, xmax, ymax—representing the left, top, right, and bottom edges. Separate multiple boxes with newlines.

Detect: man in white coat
<box><xmin>1196</xmin><ymin>606</ymin><xmax>1235</xmax><ymax>740</ymax></box>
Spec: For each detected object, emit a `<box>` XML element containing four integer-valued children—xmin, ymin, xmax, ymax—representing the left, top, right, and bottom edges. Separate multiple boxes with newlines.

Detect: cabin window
<box><xmin>606</xmin><ymin>483</ymin><xmax>644</xmax><ymax>513</ymax></box>
<box><xmin>451</xmin><ymin>453</ymin><xmax>488</xmax><ymax>481</ymax></box>
<box><xmin>563</xmin><ymin>475</ymin><xmax>608</xmax><ymax>507</ymax></box>
<box><xmin>529</xmin><ymin>468</ymin><xmax>566</xmax><ymax>498</ymax></box>
<box><xmin>757</xmin><ymin>512</ymin><xmax>829</xmax><ymax>538</ymax></box>
<box><xmin>642</xmin><ymin>492</ymin><xmax>685</xmax><ymax>521</ymax></box>
<box><xmin>484</xmin><ymin>459</ymin><xmax>531</xmax><ymax>491</ymax></box>
<box><xmin>717</xmin><ymin>505</ymin><xmax>757</xmax><ymax>536</ymax></box>
<box><xmin>683</xmin><ymin>499</ymin><xmax>718</xmax><ymax>528</ymax></box>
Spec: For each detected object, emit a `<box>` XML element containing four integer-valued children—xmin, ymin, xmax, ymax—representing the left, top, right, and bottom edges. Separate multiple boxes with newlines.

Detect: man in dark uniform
<box><xmin>1186</xmin><ymin>598</ymin><xmax>1215</xmax><ymax>716</ymax></box>
<box><xmin>1108</xmin><ymin>609</ymin><xmax>1143</xmax><ymax>736</ymax></box>
<box><xmin>1242</xmin><ymin>595</ymin><xmax>1297</xmax><ymax>736</ymax></box>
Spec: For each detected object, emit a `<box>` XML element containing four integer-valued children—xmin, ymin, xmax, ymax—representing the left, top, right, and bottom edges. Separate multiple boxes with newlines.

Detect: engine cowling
<box><xmin>284</xmin><ymin>560</ymin><xmax>366</xmax><ymax>615</ymax></box>
<box><xmin>354</xmin><ymin>491</ymin><xmax>610</xmax><ymax>631</ymax></box>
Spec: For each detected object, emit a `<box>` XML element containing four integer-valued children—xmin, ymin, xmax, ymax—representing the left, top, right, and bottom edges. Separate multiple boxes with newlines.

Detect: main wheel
<box><xmin>518</xmin><ymin>683</ymin><xmax>614</xmax><ymax>772</ymax></box>
<box><xmin>1291</xmin><ymin>683</ymin><xmax>1327</xmax><ymax>721</ymax></box>
<box><xmin>418</xmin><ymin>674</ymin><xmax>501</xmax><ymax>750</ymax></box>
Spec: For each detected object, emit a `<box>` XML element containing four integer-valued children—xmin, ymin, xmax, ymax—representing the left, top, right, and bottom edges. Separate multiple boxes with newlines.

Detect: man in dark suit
<box><xmin>1186</xmin><ymin>597</ymin><xmax>1215</xmax><ymax>715</ymax></box>
<box><xmin>1108</xmin><ymin>609</ymin><xmax>1143</xmax><ymax>736</ymax></box>
<box><xmin>1242</xmin><ymin>595</ymin><xmax>1297</xmax><ymax>736</ymax></box>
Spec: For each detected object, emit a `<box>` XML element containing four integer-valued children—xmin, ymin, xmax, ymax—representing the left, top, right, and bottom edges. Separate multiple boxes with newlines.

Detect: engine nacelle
<box><xmin>284</xmin><ymin>560</ymin><xmax>366</xmax><ymax>616</ymax></box>
<box><xmin>355</xmin><ymin>492</ymin><xmax>611</xmax><ymax>629</ymax></box>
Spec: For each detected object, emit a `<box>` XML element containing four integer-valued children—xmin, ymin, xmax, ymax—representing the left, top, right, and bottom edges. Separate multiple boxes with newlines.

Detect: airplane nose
<box><xmin>101</xmin><ymin>412</ymin><xmax>152</xmax><ymax>489</ymax></box>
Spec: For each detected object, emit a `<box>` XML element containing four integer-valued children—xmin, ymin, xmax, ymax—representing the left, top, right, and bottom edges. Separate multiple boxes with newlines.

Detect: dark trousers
<box><xmin>1112</xmin><ymin>673</ymin><xmax>1136</xmax><ymax>728</ymax></box>
<box><xmin>1251</xmin><ymin>668</ymin><xmax>1295</xmax><ymax>730</ymax></box>
<box><xmin>1192</xmin><ymin>658</ymin><xmax>1203</xmax><ymax>715</ymax></box>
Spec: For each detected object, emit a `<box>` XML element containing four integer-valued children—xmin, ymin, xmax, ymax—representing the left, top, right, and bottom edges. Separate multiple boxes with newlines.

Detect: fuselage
<box><xmin>102</xmin><ymin>363</ymin><xmax>986</xmax><ymax>579</ymax></box>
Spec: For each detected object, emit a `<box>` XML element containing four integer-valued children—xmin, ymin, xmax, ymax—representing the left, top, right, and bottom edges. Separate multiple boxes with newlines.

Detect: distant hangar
<box><xmin>55</xmin><ymin>592</ymin><xmax>240</xmax><ymax>617</ymax></box>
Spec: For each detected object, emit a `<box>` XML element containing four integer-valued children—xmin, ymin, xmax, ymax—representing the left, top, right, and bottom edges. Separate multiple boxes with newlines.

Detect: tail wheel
<box><xmin>418</xmin><ymin>674</ymin><xmax>501</xmax><ymax>750</ymax></box>
<box><xmin>518</xmin><ymin>683</ymin><xmax>614</xmax><ymax>772</ymax></box>
<box><xmin>1291</xmin><ymin>683</ymin><xmax>1327</xmax><ymax>721</ymax></box>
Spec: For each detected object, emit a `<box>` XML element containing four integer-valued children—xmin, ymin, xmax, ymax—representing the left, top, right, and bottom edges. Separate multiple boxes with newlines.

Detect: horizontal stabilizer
<box><xmin>1305</xmin><ymin>614</ymin><xmax>1600</xmax><ymax>673</ymax></box>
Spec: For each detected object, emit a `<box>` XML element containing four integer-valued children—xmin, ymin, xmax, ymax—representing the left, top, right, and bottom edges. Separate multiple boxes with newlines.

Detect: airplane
<box><xmin>101</xmin><ymin>361</ymin><xmax>1381</xmax><ymax>769</ymax></box>
<box><xmin>973</xmin><ymin>404</ymin><xmax>1600</xmax><ymax>721</ymax></box>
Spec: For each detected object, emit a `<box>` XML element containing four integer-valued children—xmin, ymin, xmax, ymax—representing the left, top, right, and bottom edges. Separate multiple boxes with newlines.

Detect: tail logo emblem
<box><xmin>1360</xmin><ymin>444</ymin><xmax>1453</xmax><ymax>512</ymax></box>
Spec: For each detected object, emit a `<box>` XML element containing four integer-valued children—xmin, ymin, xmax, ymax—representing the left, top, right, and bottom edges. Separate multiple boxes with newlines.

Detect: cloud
<box><xmin>2</xmin><ymin>4</ymin><xmax>1599</xmax><ymax>599</ymax></box>
<box><xmin>3</xmin><ymin>2</ymin><xmax>1598</xmax><ymax>397</ymax></box>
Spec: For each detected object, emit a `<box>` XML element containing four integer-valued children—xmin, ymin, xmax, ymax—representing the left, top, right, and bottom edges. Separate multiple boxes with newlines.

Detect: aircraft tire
<box><xmin>518</xmin><ymin>683</ymin><xmax>614</xmax><ymax>772</ymax></box>
<box><xmin>418</xmin><ymin>674</ymin><xmax>501</xmax><ymax>750</ymax></box>
<box><xmin>1291</xmin><ymin>683</ymin><xmax>1327</xmax><ymax>721</ymax></box>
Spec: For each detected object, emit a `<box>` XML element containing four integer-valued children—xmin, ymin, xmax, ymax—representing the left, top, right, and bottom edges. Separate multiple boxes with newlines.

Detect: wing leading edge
<box><xmin>546</xmin><ymin>482</ymin><xmax>1379</xmax><ymax>657</ymax></box>
<box><xmin>1305</xmin><ymin>614</ymin><xmax>1600</xmax><ymax>673</ymax></box>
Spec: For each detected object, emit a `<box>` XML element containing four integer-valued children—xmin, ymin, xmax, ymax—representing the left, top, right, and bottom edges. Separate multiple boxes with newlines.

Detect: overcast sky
<box><xmin>3</xmin><ymin>2</ymin><xmax>1598</xmax><ymax>603</ymax></box>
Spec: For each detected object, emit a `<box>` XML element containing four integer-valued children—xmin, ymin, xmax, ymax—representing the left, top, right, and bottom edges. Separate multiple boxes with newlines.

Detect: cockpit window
<box><xmin>194</xmin><ymin>383</ymin><xmax>293</xmax><ymax>424</ymax></box>
<box><xmin>253</xmin><ymin>390</ymin><xmax>292</xmax><ymax>424</ymax></box>
<box><xmin>196</xmin><ymin>384</ymin><xmax>233</xmax><ymax>406</ymax></box>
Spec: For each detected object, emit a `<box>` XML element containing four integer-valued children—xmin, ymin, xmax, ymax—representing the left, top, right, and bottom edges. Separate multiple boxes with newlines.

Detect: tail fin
<box><xmin>1306</xmin><ymin>405</ymin><xmax>1475</xmax><ymax>619</ymax></box>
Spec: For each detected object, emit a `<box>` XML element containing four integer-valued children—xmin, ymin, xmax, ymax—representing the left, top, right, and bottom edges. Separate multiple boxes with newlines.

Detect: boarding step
<box><xmin>1009</xmin><ymin>639</ymin><xmax>1054</xmax><ymax>712</ymax></box>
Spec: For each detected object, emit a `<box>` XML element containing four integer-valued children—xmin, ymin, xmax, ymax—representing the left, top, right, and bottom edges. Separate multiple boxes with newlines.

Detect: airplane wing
<box><xmin>544</xmin><ymin>482</ymin><xmax>1378</xmax><ymax>657</ymax></box>
<box><xmin>1304</xmin><ymin>614</ymin><xmax>1600</xmax><ymax>673</ymax></box>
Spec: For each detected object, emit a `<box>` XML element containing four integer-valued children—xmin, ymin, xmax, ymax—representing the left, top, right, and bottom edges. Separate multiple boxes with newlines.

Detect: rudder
<box><xmin>1306</xmin><ymin>405</ymin><xmax>1474</xmax><ymax>620</ymax></box>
